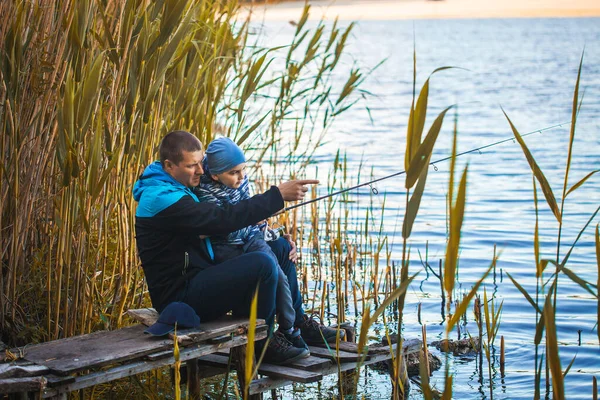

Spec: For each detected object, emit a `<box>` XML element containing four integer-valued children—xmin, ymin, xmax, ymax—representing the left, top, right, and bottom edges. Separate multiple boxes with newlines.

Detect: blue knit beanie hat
<box><xmin>205</xmin><ymin>137</ymin><xmax>246</xmax><ymax>175</ymax></box>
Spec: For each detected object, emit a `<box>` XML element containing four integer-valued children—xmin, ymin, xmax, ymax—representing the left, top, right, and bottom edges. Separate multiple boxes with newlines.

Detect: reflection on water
<box><xmin>256</xmin><ymin>17</ymin><xmax>600</xmax><ymax>399</ymax></box>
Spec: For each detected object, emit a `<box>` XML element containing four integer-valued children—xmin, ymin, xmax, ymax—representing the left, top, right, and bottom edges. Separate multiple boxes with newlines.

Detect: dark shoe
<box><xmin>282</xmin><ymin>328</ymin><xmax>309</xmax><ymax>352</ymax></box>
<box><xmin>298</xmin><ymin>314</ymin><xmax>346</xmax><ymax>345</ymax></box>
<box><xmin>257</xmin><ymin>331</ymin><xmax>310</xmax><ymax>365</ymax></box>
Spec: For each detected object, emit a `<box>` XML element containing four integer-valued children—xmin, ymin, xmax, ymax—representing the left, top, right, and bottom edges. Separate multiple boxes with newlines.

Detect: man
<box><xmin>133</xmin><ymin>130</ymin><xmax>343</xmax><ymax>365</ymax></box>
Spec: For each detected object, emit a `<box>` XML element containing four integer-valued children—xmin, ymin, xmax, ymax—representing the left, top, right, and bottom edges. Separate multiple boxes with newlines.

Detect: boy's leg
<box><xmin>245</xmin><ymin>237</ymin><xmax>296</xmax><ymax>331</ymax></box>
<box><xmin>183</xmin><ymin>252</ymin><xmax>278</xmax><ymax>328</ymax></box>
<box><xmin>266</xmin><ymin>237</ymin><xmax>305</xmax><ymax>326</ymax></box>
<box><xmin>267</xmin><ymin>237</ymin><xmax>345</xmax><ymax>345</ymax></box>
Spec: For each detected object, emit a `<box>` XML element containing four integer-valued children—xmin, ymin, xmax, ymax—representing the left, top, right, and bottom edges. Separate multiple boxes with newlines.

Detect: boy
<box><xmin>196</xmin><ymin>137</ymin><xmax>343</xmax><ymax>354</ymax></box>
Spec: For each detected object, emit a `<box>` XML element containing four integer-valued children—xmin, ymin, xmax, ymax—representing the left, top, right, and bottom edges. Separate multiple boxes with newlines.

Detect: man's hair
<box><xmin>159</xmin><ymin>130</ymin><xmax>203</xmax><ymax>166</ymax></box>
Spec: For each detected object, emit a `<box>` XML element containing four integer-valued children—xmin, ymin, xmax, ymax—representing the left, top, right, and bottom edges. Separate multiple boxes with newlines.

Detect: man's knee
<box><xmin>247</xmin><ymin>251</ymin><xmax>278</xmax><ymax>280</ymax></box>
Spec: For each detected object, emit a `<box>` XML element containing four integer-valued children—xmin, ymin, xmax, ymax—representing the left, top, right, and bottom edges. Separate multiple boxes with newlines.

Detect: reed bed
<box><xmin>1</xmin><ymin>1</ymin><xmax>598</xmax><ymax>399</ymax></box>
<box><xmin>0</xmin><ymin>0</ymin><xmax>362</xmax><ymax>345</ymax></box>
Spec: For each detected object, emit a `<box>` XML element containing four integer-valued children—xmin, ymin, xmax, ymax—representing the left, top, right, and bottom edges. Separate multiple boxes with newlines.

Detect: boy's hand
<box><xmin>277</xmin><ymin>180</ymin><xmax>319</xmax><ymax>201</ymax></box>
<box><xmin>283</xmin><ymin>234</ymin><xmax>298</xmax><ymax>263</ymax></box>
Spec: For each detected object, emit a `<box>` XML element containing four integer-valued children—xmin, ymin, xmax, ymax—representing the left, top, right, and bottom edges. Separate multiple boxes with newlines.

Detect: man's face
<box><xmin>212</xmin><ymin>163</ymin><xmax>246</xmax><ymax>189</ymax></box>
<box><xmin>164</xmin><ymin>150</ymin><xmax>204</xmax><ymax>188</ymax></box>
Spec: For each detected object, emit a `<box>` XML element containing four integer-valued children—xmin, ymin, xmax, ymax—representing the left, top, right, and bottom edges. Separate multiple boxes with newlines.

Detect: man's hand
<box><xmin>277</xmin><ymin>180</ymin><xmax>319</xmax><ymax>201</ymax></box>
<box><xmin>283</xmin><ymin>234</ymin><xmax>298</xmax><ymax>263</ymax></box>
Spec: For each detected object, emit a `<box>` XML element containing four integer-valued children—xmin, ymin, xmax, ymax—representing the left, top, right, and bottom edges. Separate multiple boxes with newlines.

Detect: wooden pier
<box><xmin>0</xmin><ymin>309</ymin><xmax>421</xmax><ymax>399</ymax></box>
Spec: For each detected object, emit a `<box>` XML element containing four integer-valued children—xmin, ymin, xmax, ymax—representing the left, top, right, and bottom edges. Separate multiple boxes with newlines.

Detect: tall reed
<box><xmin>0</xmin><ymin>0</ymin><xmax>365</xmax><ymax>345</ymax></box>
<box><xmin>504</xmin><ymin>53</ymin><xmax>599</xmax><ymax>399</ymax></box>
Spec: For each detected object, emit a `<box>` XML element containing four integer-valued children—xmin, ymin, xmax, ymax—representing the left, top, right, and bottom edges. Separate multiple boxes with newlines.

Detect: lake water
<box><xmin>254</xmin><ymin>17</ymin><xmax>600</xmax><ymax>399</ymax></box>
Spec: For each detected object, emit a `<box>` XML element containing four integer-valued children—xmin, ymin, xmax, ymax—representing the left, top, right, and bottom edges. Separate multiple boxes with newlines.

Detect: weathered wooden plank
<box><xmin>197</xmin><ymin>354</ymin><xmax>323</xmax><ymax>383</ymax></box>
<box><xmin>126</xmin><ymin>308</ymin><xmax>159</xmax><ymax>326</ymax></box>
<box><xmin>0</xmin><ymin>363</ymin><xmax>49</xmax><ymax>379</ymax></box>
<box><xmin>216</xmin><ymin>347</ymin><xmax>330</xmax><ymax>371</ymax></box>
<box><xmin>127</xmin><ymin>309</ymin><xmax>265</xmax><ymax>336</ymax></box>
<box><xmin>0</xmin><ymin>376</ymin><xmax>47</xmax><ymax>393</ymax></box>
<box><xmin>41</xmin><ymin>331</ymin><xmax>265</xmax><ymax>398</ymax></box>
<box><xmin>24</xmin><ymin>320</ymin><xmax>266</xmax><ymax>375</ymax></box>
<box><xmin>144</xmin><ymin>350</ymin><xmax>172</xmax><ymax>361</ymax></box>
<box><xmin>307</xmin><ymin>346</ymin><xmax>369</xmax><ymax>362</ymax></box>
<box><xmin>24</xmin><ymin>325</ymin><xmax>157</xmax><ymax>375</ymax></box>
<box><xmin>207</xmin><ymin>334</ymin><xmax>232</xmax><ymax>344</ymax></box>
<box><xmin>45</xmin><ymin>374</ymin><xmax>75</xmax><ymax>388</ymax></box>
<box><xmin>310</xmin><ymin>340</ymin><xmax>365</xmax><ymax>354</ymax></box>
<box><xmin>248</xmin><ymin>341</ymin><xmax>420</xmax><ymax>395</ymax></box>
<box><xmin>287</xmin><ymin>355</ymin><xmax>332</xmax><ymax>371</ymax></box>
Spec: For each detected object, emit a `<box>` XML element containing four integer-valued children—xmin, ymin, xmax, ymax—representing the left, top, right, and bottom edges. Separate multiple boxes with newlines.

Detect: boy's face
<box><xmin>212</xmin><ymin>163</ymin><xmax>246</xmax><ymax>189</ymax></box>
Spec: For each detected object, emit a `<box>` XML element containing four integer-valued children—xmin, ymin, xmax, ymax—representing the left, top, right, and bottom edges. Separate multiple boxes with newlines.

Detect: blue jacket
<box><xmin>133</xmin><ymin>161</ymin><xmax>283</xmax><ymax>311</ymax></box>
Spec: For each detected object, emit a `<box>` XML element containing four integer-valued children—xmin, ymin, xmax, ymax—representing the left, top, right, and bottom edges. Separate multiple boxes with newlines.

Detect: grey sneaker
<box><xmin>282</xmin><ymin>328</ymin><xmax>309</xmax><ymax>352</ymax></box>
<box><xmin>257</xmin><ymin>331</ymin><xmax>310</xmax><ymax>365</ymax></box>
<box><xmin>297</xmin><ymin>314</ymin><xmax>346</xmax><ymax>345</ymax></box>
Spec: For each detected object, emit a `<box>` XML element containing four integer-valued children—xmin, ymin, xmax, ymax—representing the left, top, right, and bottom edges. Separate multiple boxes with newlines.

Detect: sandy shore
<box><xmin>241</xmin><ymin>0</ymin><xmax>600</xmax><ymax>21</ymax></box>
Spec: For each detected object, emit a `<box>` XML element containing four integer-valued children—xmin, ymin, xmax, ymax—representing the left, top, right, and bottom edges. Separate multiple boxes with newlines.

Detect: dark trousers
<box><xmin>183</xmin><ymin>237</ymin><xmax>304</xmax><ymax>329</ymax></box>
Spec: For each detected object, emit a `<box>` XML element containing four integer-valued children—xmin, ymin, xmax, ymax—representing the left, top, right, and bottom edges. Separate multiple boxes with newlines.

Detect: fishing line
<box><xmin>277</xmin><ymin>121</ymin><xmax>571</xmax><ymax>215</ymax></box>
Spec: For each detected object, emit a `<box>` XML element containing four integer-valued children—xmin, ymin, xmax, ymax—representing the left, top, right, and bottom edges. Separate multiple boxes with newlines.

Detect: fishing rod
<box><xmin>278</xmin><ymin>121</ymin><xmax>571</xmax><ymax>214</ymax></box>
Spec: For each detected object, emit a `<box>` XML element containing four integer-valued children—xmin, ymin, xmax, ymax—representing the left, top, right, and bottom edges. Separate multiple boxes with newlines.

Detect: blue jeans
<box><xmin>266</xmin><ymin>237</ymin><xmax>306</xmax><ymax>327</ymax></box>
<box><xmin>183</xmin><ymin>237</ymin><xmax>304</xmax><ymax>330</ymax></box>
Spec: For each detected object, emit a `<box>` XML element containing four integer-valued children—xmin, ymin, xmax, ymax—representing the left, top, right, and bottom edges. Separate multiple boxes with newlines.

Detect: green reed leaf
<box><xmin>145</xmin><ymin>0</ymin><xmax>188</xmax><ymax>57</ymax></box>
<box><xmin>77</xmin><ymin>53</ymin><xmax>103</xmax><ymax>134</ymax></box>
<box><xmin>98</xmin><ymin>1</ymin><xmax>120</xmax><ymax>67</ymax></box>
<box><xmin>547</xmin><ymin>259</ymin><xmax>598</xmax><ymax>298</ymax></box>
<box><xmin>446</xmin><ymin>257</ymin><xmax>494</xmax><ymax>333</ymax></box>
<box><xmin>406</xmin><ymin>106</ymin><xmax>452</xmax><ymax>189</ymax></box>
<box><xmin>563</xmin><ymin>354</ymin><xmax>577</xmax><ymax>378</ymax></box>
<box><xmin>330</xmin><ymin>23</ymin><xmax>353</xmax><ymax>71</ymax></box>
<box><xmin>441</xmin><ymin>372</ymin><xmax>453</xmax><ymax>400</ymax></box>
<box><xmin>143</xmin><ymin>8</ymin><xmax>194</xmax><ymax>122</ymax></box>
<box><xmin>335</xmin><ymin>68</ymin><xmax>362</xmax><ymax>106</ymax></box>
<box><xmin>372</xmin><ymin>273</ymin><xmax>418</xmax><ymax>324</ymax></box>
<box><xmin>324</xmin><ymin>17</ymin><xmax>339</xmax><ymax>53</ymax></box>
<box><xmin>419</xmin><ymin>350</ymin><xmax>434</xmax><ymax>400</ymax></box>
<box><xmin>506</xmin><ymin>271</ymin><xmax>542</xmax><ymax>313</ymax></box>
<box><xmin>559</xmin><ymin>205</ymin><xmax>600</xmax><ymax>267</ymax></box>
<box><xmin>86</xmin><ymin>107</ymin><xmax>103</xmax><ymax>197</ymax></box>
<box><xmin>444</xmin><ymin>165</ymin><xmax>468</xmax><ymax>297</ymax></box>
<box><xmin>410</xmin><ymin>78</ymin><xmax>429</xmax><ymax>164</ymax></box>
<box><xmin>535</xmin><ymin>281</ymin><xmax>555</xmax><ymax>345</ymax></box>
<box><xmin>596</xmin><ymin>224</ymin><xmax>600</xmax><ymax>345</ymax></box>
<box><xmin>544</xmin><ymin>293</ymin><xmax>565</xmax><ymax>400</ymax></box>
<box><xmin>236</xmin><ymin>112</ymin><xmax>271</xmax><ymax>146</ymax></box>
<box><xmin>402</xmin><ymin>153</ymin><xmax>431</xmax><ymax>239</ymax></box>
<box><xmin>565</xmin><ymin>170</ymin><xmax>599</xmax><ymax>198</ymax></box>
<box><xmin>503</xmin><ymin>109</ymin><xmax>561</xmax><ymax>223</ymax></box>
<box><xmin>404</xmin><ymin>105</ymin><xmax>415</xmax><ymax>172</ymax></box>
<box><xmin>483</xmin><ymin>288</ymin><xmax>491</xmax><ymax>342</ymax></box>
<box><xmin>407</xmin><ymin>66</ymin><xmax>457</xmax><ymax>170</ymax></box>
<box><xmin>244</xmin><ymin>286</ymin><xmax>258</xmax><ymax>399</ymax></box>
<box><xmin>492</xmin><ymin>300</ymin><xmax>504</xmax><ymax>340</ymax></box>
<box><xmin>562</xmin><ymin>51</ymin><xmax>584</xmax><ymax>205</ymax></box>
<box><xmin>535</xmin><ymin>310</ymin><xmax>545</xmax><ymax>346</ymax></box>
<box><xmin>295</xmin><ymin>3</ymin><xmax>310</xmax><ymax>35</ymax></box>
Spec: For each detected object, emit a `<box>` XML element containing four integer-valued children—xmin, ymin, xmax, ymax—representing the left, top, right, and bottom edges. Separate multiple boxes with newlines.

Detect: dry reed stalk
<box><xmin>1</xmin><ymin>0</ymin><xmax>364</xmax><ymax>346</ymax></box>
<box><xmin>500</xmin><ymin>335</ymin><xmax>505</xmax><ymax>376</ymax></box>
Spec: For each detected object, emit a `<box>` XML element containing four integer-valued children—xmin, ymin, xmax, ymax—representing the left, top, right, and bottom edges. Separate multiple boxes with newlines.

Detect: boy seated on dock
<box><xmin>196</xmin><ymin>137</ymin><xmax>344</xmax><ymax>362</ymax></box>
